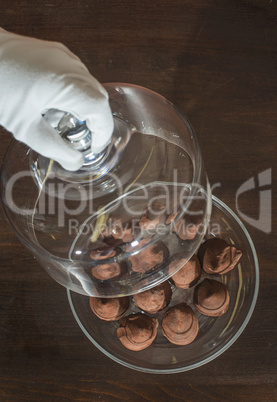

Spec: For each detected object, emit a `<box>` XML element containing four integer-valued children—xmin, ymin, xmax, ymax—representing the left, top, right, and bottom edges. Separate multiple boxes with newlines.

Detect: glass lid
<box><xmin>1</xmin><ymin>83</ymin><xmax>211</xmax><ymax>297</ymax></box>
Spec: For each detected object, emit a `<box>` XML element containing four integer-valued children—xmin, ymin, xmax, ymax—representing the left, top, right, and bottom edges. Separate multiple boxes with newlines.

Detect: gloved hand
<box><xmin>0</xmin><ymin>28</ymin><xmax>113</xmax><ymax>171</ymax></box>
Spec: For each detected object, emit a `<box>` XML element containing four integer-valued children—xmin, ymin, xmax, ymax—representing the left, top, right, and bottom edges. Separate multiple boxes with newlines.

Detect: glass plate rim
<box><xmin>67</xmin><ymin>195</ymin><xmax>259</xmax><ymax>374</ymax></box>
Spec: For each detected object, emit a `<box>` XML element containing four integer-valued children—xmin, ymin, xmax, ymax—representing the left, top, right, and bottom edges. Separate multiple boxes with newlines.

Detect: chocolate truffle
<box><xmin>127</xmin><ymin>239</ymin><xmax>167</xmax><ymax>273</ymax></box>
<box><xmin>169</xmin><ymin>254</ymin><xmax>201</xmax><ymax>289</ymax></box>
<box><xmin>117</xmin><ymin>313</ymin><xmax>158</xmax><ymax>351</ymax></box>
<box><xmin>89</xmin><ymin>296</ymin><xmax>129</xmax><ymax>321</ymax></box>
<box><xmin>91</xmin><ymin>262</ymin><xmax>121</xmax><ymax>281</ymax></box>
<box><xmin>162</xmin><ymin>303</ymin><xmax>199</xmax><ymax>345</ymax></box>
<box><xmin>194</xmin><ymin>278</ymin><xmax>230</xmax><ymax>317</ymax></box>
<box><xmin>102</xmin><ymin>218</ymin><xmax>134</xmax><ymax>243</ymax></box>
<box><xmin>166</xmin><ymin>212</ymin><xmax>199</xmax><ymax>240</ymax></box>
<box><xmin>199</xmin><ymin>237</ymin><xmax>242</xmax><ymax>275</ymax></box>
<box><xmin>133</xmin><ymin>281</ymin><xmax>172</xmax><ymax>314</ymax></box>
<box><xmin>139</xmin><ymin>202</ymin><xmax>166</xmax><ymax>232</ymax></box>
<box><xmin>90</xmin><ymin>246</ymin><xmax>117</xmax><ymax>260</ymax></box>
<box><xmin>90</xmin><ymin>244</ymin><xmax>121</xmax><ymax>280</ymax></box>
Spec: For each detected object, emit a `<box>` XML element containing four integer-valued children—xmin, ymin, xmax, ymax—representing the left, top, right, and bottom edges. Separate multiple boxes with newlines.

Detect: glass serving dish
<box><xmin>1</xmin><ymin>83</ymin><xmax>211</xmax><ymax>297</ymax></box>
<box><xmin>67</xmin><ymin>196</ymin><xmax>259</xmax><ymax>373</ymax></box>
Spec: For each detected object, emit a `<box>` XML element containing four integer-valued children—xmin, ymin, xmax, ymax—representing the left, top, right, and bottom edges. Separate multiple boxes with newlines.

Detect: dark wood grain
<box><xmin>0</xmin><ymin>1</ymin><xmax>276</xmax><ymax>400</ymax></box>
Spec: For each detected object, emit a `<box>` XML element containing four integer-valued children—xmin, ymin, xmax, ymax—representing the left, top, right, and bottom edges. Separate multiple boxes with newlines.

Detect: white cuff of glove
<box><xmin>0</xmin><ymin>28</ymin><xmax>114</xmax><ymax>171</ymax></box>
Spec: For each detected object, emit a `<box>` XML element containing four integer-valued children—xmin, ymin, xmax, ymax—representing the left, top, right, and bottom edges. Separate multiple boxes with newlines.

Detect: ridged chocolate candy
<box><xmin>90</xmin><ymin>245</ymin><xmax>121</xmax><ymax>280</ymax></box>
<box><xmin>91</xmin><ymin>262</ymin><xmax>121</xmax><ymax>280</ymax></box>
<box><xmin>127</xmin><ymin>239</ymin><xmax>167</xmax><ymax>274</ymax></box>
<box><xmin>133</xmin><ymin>281</ymin><xmax>172</xmax><ymax>314</ymax></box>
<box><xmin>89</xmin><ymin>296</ymin><xmax>129</xmax><ymax>321</ymax></box>
<box><xmin>117</xmin><ymin>313</ymin><xmax>158</xmax><ymax>351</ymax></box>
<box><xmin>162</xmin><ymin>303</ymin><xmax>199</xmax><ymax>345</ymax></box>
<box><xmin>90</xmin><ymin>246</ymin><xmax>117</xmax><ymax>260</ymax></box>
<box><xmin>199</xmin><ymin>237</ymin><xmax>242</xmax><ymax>275</ymax></box>
<box><xmin>139</xmin><ymin>202</ymin><xmax>166</xmax><ymax>232</ymax></box>
<box><xmin>169</xmin><ymin>254</ymin><xmax>201</xmax><ymax>289</ymax></box>
<box><xmin>101</xmin><ymin>218</ymin><xmax>134</xmax><ymax>243</ymax></box>
<box><xmin>194</xmin><ymin>278</ymin><xmax>230</xmax><ymax>317</ymax></box>
<box><xmin>166</xmin><ymin>212</ymin><xmax>199</xmax><ymax>240</ymax></box>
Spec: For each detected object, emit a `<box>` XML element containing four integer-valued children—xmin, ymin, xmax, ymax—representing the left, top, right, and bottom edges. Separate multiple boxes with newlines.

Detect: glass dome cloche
<box><xmin>1</xmin><ymin>83</ymin><xmax>211</xmax><ymax>297</ymax></box>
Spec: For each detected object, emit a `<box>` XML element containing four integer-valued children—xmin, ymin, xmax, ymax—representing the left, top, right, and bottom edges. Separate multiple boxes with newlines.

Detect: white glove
<box><xmin>0</xmin><ymin>29</ymin><xmax>114</xmax><ymax>171</ymax></box>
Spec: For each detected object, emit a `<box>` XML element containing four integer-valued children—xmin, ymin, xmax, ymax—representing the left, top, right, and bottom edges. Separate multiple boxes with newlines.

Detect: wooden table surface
<box><xmin>0</xmin><ymin>1</ymin><xmax>276</xmax><ymax>400</ymax></box>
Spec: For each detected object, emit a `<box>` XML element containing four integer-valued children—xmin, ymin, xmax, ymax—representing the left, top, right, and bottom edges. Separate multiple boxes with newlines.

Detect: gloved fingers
<box><xmin>47</xmin><ymin>77</ymin><xmax>114</xmax><ymax>154</ymax></box>
<box><xmin>18</xmin><ymin>117</ymin><xmax>84</xmax><ymax>171</ymax></box>
<box><xmin>86</xmin><ymin>99</ymin><xmax>114</xmax><ymax>153</ymax></box>
<box><xmin>85</xmin><ymin>96</ymin><xmax>114</xmax><ymax>154</ymax></box>
<box><xmin>0</xmin><ymin>28</ymin><xmax>114</xmax><ymax>160</ymax></box>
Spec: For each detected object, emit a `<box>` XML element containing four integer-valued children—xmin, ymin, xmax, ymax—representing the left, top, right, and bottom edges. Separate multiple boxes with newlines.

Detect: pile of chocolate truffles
<box><xmin>89</xmin><ymin>202</ymin><xmax>201</xmax><ymax>282</ymax></box>
<box><xmin>89</xmin><ymin>237</ymin><xmax>242</xmax><ymax>351</ymax></box>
